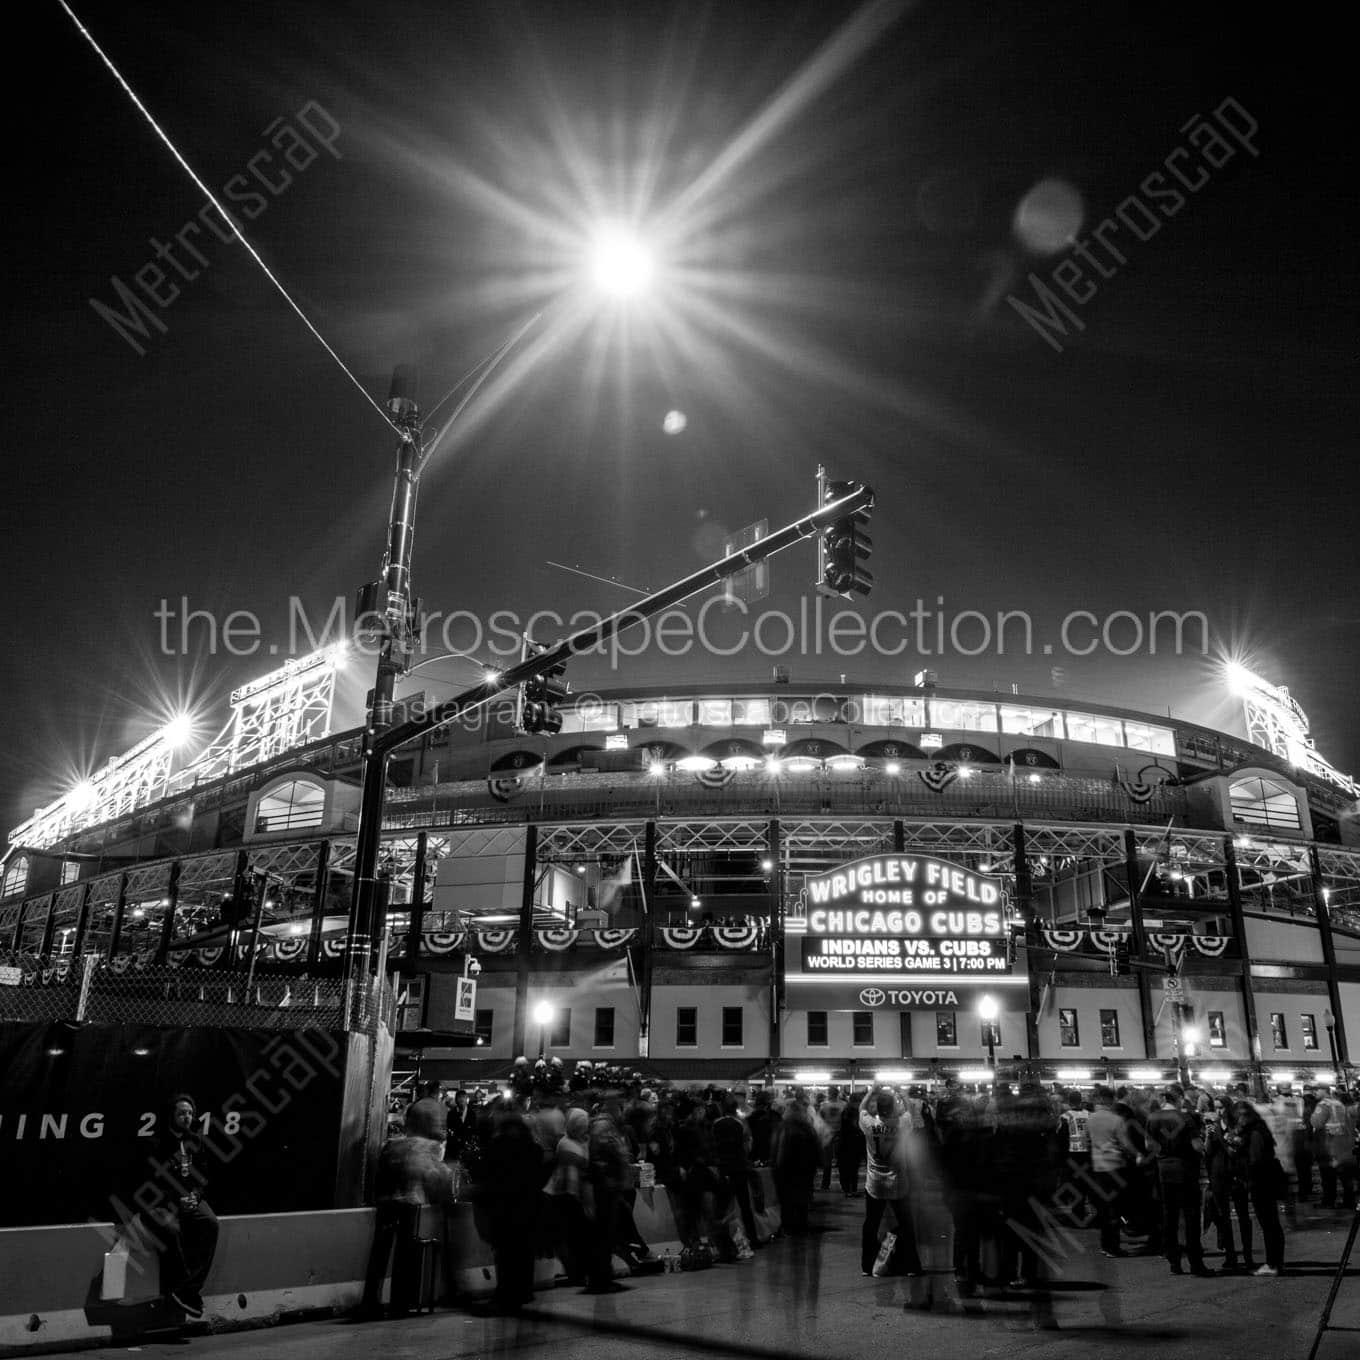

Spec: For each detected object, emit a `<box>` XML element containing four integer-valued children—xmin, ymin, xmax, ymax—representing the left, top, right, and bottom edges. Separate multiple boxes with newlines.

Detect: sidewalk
<box><xmin>18</xmin><ymin>1190</ymin><xmax>1360</xmax><ymax>1360</ymax></box>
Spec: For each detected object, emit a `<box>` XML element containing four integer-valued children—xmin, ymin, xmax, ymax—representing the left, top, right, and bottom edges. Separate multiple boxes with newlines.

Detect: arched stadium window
<box><xmin>1229</xmin><ymin>775</ymin><xmax>1301</xmax><ymax>832</ymax></box>
<box><xmin>1</xmin><ymin>855</ymin><xmax>29</xmax><ymax>899</ymax></box>
<box><xmin>255</xmin><ymin>778</ymin><xmax>325</xmax><ymax>834</ymax></box>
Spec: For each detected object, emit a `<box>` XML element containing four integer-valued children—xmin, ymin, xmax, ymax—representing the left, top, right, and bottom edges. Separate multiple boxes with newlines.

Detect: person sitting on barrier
<box><xmin>148</xmin><ymin>1093</ymin><xmax>219</xmax><ymax>1319</ymax></box>
<box><xmin>359</xmin><ymin>1100</ymin><xmax>455</xmax><ymax>1319</ymax></box>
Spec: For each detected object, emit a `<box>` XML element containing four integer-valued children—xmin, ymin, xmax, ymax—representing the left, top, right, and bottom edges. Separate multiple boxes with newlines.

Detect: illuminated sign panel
<box><xmin>786</xmin><ymin>853</ymin><xmax>1026</xmax><ymax>1010</ymax></box>
<box><xmin>800</xmin><ymin>936</ymin><xmax>1009</xmax><ymax>974</ymax></box>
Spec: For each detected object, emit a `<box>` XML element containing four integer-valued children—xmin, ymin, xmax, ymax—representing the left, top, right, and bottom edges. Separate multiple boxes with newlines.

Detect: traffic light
<box><xmin>817</xmin><ymin>475</ymin><xmax>874</xmax><ymax>598</ymax></box>
<box><xmin>1113</xmin><ymin>939</ymin><xmax>1132</xmax><ymax>976</ymax></box>
<box><xmin>517</xmin><ymin>640</ymin><xmax>569</xmax><ymax>735</ymax></box>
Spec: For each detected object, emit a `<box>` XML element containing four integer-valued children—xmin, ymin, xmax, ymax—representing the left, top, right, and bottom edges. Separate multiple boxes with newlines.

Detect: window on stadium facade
<box><xmin>1</xmin><ymin>855</ymin><xmax>29</xmax><ymax>899</ymax></box>
<box><xmin>861</xmin><ymin>695</ymin><xmax>928</xmax><ymax>727</ymax></box>
<box><xmin>1270</xmin><ymin>1012</ymin><xmax>1288</xmax><ymax>1050</ymax></box>
<box><xmin>1229</xmin><ymin>777</ymin><xmax>1302</xmax><ymax>832</ymax></box>
<box><xmin>1208</xmin><ymin>1011</ymin><xmax>1226</xmax><ymax>1048</ymax></box>
<box><xmin>721</xmin><ymin>1006</ymin><xmax>744</xmax><ymax>1047</ymax></box>
<box><xmin>474</xmin><ymin>1009</ymin><xmax>494</xmax><ymax>1045</ymax></box>
<box><xmin>1099</xmin><ymin>1009</ymin><xmax>1121</xmax><ymax>1048</ymax></box>
<box><xmin>548</xmin><ymin>1008</ymin><xmax>572</xmax><ymax>1048</ymax></box>
<box><xmin>1122</xmin><ymin>721</ymin><xmax>1176</xmax><ymax>755</ymax></box>
<box><xmin>1301</xmin><ymin>1013</ymin><xmax>1318</xmax><ymax>1050</ymax></box>
<box><xmin>255</xmin><ymin>779</ymin><xmax>325</xmax><ymax>834</ymax></box>
<box><xmin>852</xmin><ymin>1011</ymin><xmax>874</xmax><ymax>1046</ymax></box>
<box><xmin>1064</xmin><ymin>712</ymin><xmax>1123</xmax><ymax>746</ymax></box>
<box><xmin>1059</xmin><ymin>1008</ymin><xmax>1080</xmax><ymax>1046</ymax></box>
<box><xmin>676</xmin><ymin>1007</ymin><xmax>698</xmax><ymax>1047</ymax></box>
<box><xmin>936</xmin><ymin>1010</ymin><xmax>957</xmax><ymax>1046</ymax></box>
<box><xmin>807</xmin><ymin>1011</ymin><xmax>829</xmax><ymax>1047</ymax></box>
<box><xmin>999</xmin><ymin>705</ymin><xmax>1064</xmax><ymax>738</ymax></box>
<box><xmin>930</xmin><ymin>699</ymin><xmax>998</xmax><ymax>732</ymax></box>
<box><xmin>594</xmin><ymin>1006</ymin><xmax>615</xmax><ymax>1048</ymax></box>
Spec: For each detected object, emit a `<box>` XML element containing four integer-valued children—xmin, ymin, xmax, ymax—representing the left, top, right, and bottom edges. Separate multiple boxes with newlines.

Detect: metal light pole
<box><xmin>344</xmin><ymin>366</ymin><xmax>423</xmax><ymax>1005</ymax></box>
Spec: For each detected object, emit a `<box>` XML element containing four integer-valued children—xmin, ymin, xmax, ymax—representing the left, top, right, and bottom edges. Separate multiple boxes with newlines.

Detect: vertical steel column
<box><xmin>36</xmin><ymin>893</ymin><xmax>57</xmax><ymax>958</ymax></box>
<box><xmin>1224</xmin><ymin>837</ymin><xmax>1266</xmax><ymax>1093</ymax></box>
<box><xmin>639</xmin><ymin>822</ymin><xmax>657</xmax><ymax>1053</ymax></box>
<box><xmin>307</xmin><ymin>840</ymin><xmax>332</xmax><ymax>969</ymax></box>
<box><xmin>768</xmin><ymin>818</ymin><xmax>783</xmax><ymax>1072</ymax></box>
<box><xmin>406</xmin><ymin>831</ymin><xmax>429</xmax><ymax>965</ymax></box>
<box><xmin>106</xmin><ymin>871</ymin><xmax>130</xmax><ymax>960</ymax></box>
<box><xmin>1123</xmin><ymin>830</ymin><xmax>1156</xmax><ymax>1061</ymax></box>
<box><xmin>511</xmin><ymin>824</ymin><xmax>539</xmax><ymax>1057</ymax></box>
<box><xmin>1013</xmin><ymin>824</ymin><xmax>1041</xmax><ymax>1059</ymax></box>
<box><xmin>155</xmin><ymin>861</ymin><xmax>181</xmax><ymax>964</ymax></box>
<box><xmin>227</xmin><ymin>848</ymin><xmax>250</xmax><ymax>969</ymax></box>
<box><xmin>69</xmin><ymin>881</ymin><xmax>94</xmax><ymax>959</ymax></box>
<box><xmin>1309</xmin><ymin>844</ymin><xmax>1349</xmax><ymax>1067</ymax></box>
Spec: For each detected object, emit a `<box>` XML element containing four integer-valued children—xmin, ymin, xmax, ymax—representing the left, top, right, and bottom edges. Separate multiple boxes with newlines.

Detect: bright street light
<box><xmin>531</xmin><ymin>1000</ymin><xmax>555</xmax><ymax>1026</ymax></box>
<box><xmin>588</xmin><ymin>222</ymin><xmax>654</xmax><ymax>299</ymax></box>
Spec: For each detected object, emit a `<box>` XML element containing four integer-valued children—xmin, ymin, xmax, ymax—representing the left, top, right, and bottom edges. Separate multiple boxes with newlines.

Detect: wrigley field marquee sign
<box><xmin>785</xmin><ymin>853</ymin><xmax>1030</xmax><ymax>1011</ymax></box>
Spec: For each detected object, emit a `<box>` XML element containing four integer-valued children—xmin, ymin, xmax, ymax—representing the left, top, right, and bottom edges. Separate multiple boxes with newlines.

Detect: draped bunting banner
<box><xmin>1037</xmin><ymin>928</ymin><xmax>1236</xmax><ymax>959</ymax></box>
<box><xmin>537</xmin><ymin>928</ymin><xmax>580</xmax><ymax>951</ymax></box>
<box><xmin>488</xmin><ymin>776</ymin><xmax>524</xmax><ymax>802</ymax></box>
<box><xmin>320</xmin><ymin>938</ymin><xmax>345</xmax><ymax>960</ymax></box>
<box><xmin>269</xmin><ymin>937</ymin><xmax>308</xmax><ymax>963</ymax></box>
<box><xmin>421</xmin><ymin>930</ymin><xmax>468</xmax><ymax>956</ymax></box>
<box><xmin>918</xmin><ymin>762</ymin><xmax>958</xmax><ymax>792</ymax></box>
<box><xmin>475</xmin><ymin>929</ymin><xmax>516</xmax><ymax>953</ymax></box>
<box><xmin>695</xmin><ymin>767</ymin><xmax>736</xmax><ymax>789</ymax></box>
<box><xmin>1119</xmin><ymin>780</ymin><xmax>1157</xmax><ymax>804</ymax></box>
<box><xmin>660</xmin><ymin>927</ymin><xmax>703</xmax><ymax>949</ymax></box>
<box><xmin>594</xmin><ymin>928</ymin><xmax>637</xmax><ymax>949</ymax></box>
<box><xmin>712</xmin><ymin>922</ymin><xmax>760</xmax><ymax>949</ymax></box>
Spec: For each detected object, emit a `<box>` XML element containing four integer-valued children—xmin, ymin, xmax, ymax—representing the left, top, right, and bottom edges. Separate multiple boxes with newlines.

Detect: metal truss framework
<box><xmin>183</xmin><ymin>648</ymin><xmax>341</xmax><ymax>783</ymax></box>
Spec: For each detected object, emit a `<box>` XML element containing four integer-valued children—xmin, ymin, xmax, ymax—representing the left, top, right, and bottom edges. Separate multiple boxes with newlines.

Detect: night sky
<box><xmin>4</xmin><ymin>0</ymin><xmax>1357</xmax><ymax>831</ymax></box>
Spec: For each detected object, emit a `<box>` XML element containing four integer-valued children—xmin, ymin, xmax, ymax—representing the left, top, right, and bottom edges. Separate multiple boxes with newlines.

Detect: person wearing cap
<box><xmin>1146</xmin><ymin>1085</ymin><xmax>1213</xmax><ymax>1277</ymax></box>
<box><xmin>149</xmin><ymin>1093</ymin><xmax>219</xmax><ymax>1318</ymax></box>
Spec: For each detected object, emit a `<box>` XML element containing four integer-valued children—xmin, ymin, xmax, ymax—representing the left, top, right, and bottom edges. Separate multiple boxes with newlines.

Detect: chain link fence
<box><xmin>0</xmin><ymin>950</ymin><xmax>393</xmax><ymax>1031</ymax></box>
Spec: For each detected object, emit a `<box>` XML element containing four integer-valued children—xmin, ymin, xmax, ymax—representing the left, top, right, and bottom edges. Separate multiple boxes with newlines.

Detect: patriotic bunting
<box><xmin>475</xmin><ymin>929</ymin><xmax>516</xmax><ymax>953</ymax></box>
<box><xmin>712</xmin><ymin>922</ymin><xmax>760</xmax><ymax>949</ymax></box>
<box><xmin>660</xmin><ymin>927</ymin><xmax>703</xmax><ymax>949</ymax></box>
<box><xmin>695</xmin><ymin>766</ymin><xmax>736</xmax><ymax>789</ymax></box>
<box><xmin>421</xmin><ymin>930</ymin><xmax>467</xmax><ymax>956</ymax></box>
<box><xmin>918</xmin><ymin>762</ymin><xmax>958</xmax><ymax>792</ymax></box>
<box><xmin>594</xmin><ymin>928</ymin><xmax>637</xmax><ymax>949</ymax></box>
<box><xmin>537</xmin><ymin>928</ymin><xmax>580</xmax><ymax>951</ymax></box>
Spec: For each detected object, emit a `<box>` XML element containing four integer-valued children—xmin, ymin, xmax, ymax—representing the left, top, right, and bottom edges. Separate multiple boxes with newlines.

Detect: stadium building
<box><xmin>3</xmin><ymin>649</ymin><xmax>1359</xmax><ymax>1095</ymax></box>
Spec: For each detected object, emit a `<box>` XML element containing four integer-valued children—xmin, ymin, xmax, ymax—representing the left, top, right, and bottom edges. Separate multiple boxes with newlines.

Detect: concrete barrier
<box><xmin>0</xmin><ymin>1209</ymin><xmax>374</xmax><ymax>1357</ymax></box>
<box><xmin>0</xmin><ymin>1185</ymin><xmax>694</xmax><ymax>1353</ymax></box>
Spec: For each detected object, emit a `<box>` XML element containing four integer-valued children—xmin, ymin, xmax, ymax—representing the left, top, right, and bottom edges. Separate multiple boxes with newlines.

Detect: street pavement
<box><xmin>28</xmin><ymin>1191</ymin><xmax>1360</xmax><ymax>1360</ymax></box>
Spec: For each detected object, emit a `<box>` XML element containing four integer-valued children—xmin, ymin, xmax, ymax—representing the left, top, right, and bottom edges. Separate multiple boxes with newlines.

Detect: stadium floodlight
<box><xmin>161</xmin><ymin>713</ymin><xmax>194</xmax><ymax>747</ymax></box>
<box><xmin>68</xmin><ymin>780</ymin><xmax>96</xmax><ymax>811</ymax></box>
<box><xmin>875</xmin><ymin>1069</ymin><xmax>914</xmax><ymax>1083</ymax></box>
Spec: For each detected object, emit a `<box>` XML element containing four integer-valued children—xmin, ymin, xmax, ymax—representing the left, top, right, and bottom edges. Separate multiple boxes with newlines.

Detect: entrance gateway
<box><xmin>784</xmin><ymin>853</ymin><xmax>1030</xmax><ymax>1011</ymax></box>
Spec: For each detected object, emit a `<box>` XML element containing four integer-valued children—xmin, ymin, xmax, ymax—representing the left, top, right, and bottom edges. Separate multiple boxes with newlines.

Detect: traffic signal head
<box><xmin>819</xmin><ymin>478</ymin><xmax>874</xmax><ymax>598</ymax></box>
<box><xmin>517</xmin><ymin>642</ymin><xmax>569</xmax><ymax>735</ymax></box>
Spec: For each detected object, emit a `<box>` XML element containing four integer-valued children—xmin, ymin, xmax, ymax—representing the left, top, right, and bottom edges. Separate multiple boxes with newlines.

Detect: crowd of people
<box><xmin>361</xmin><ymin>1072</ymin><xmax>1360</xmax><ymax>1319</ymax></box>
